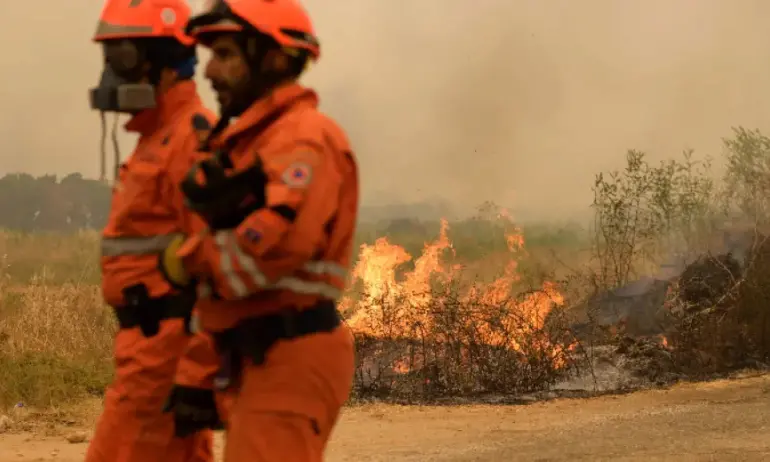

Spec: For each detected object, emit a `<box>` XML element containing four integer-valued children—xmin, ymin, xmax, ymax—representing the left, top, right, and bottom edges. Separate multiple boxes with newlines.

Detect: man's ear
<box><xmin>261</xmin><ymin>49</ymin><xmax>289</xmax><ymax>73</ymax></box>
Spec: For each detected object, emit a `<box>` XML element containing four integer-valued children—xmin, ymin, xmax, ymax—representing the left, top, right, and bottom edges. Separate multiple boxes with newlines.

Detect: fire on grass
<box><xmin>341</xmin><ymin>216</ymin><xmax>579</xmax><ymax>398</ymax></box>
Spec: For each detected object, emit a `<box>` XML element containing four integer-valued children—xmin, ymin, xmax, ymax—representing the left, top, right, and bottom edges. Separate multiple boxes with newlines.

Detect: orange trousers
<box><xmin>219</xmin><ymin>324</ymin><xmax>355</xmax><ymax>461</ymax></box>
<box><xmin>85</xmin><ymin>319</ymin><xmax>217</xmax><ymax>462</ymax></box>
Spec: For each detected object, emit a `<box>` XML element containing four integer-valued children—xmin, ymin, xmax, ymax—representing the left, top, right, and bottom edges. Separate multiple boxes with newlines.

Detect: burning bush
<box><xmin>341</xmin><ymin>218</ymin><xmax>579</xmax><ymax>400</ymax></box>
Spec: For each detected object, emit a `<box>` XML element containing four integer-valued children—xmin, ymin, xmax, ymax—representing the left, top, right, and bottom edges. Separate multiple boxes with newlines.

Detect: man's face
<box><xmin>205</xmin><ymin>34</ymin><xmax>252</xmax><ymax>115</ymax></box>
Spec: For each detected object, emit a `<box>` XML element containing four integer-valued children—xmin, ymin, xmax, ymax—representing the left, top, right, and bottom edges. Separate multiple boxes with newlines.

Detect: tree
<box><xmin>0</xmin><ymin>173</ymin><xmax>111</xmax><ymax>231</ymax></box>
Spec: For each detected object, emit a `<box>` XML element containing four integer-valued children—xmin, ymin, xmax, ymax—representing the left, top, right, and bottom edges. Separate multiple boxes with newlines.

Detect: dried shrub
<box><xmin>664</xmin><ymin>253</ymin><xmax>748</xmax><ymax>373</ymax></box>
<box><xmin>587</xmin><ymin>127</ymin><xmax>770</xmax><ymax>381</ymax></box>
<box><xmin>347</xmin><ymin>281</ymin><xmax>578</xmax><ymax>401</ymax></box>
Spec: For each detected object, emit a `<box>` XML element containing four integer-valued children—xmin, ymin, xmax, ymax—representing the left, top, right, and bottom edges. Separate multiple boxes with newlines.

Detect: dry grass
<box><xmin>0</xmin><ymin>230</ymin><xmax>100</xmax><ymax>285</ymax></box>
<box><xmin>0</xmin><ymin>231</ymin><xmax>113</xmax><ymax>410</ymax></box>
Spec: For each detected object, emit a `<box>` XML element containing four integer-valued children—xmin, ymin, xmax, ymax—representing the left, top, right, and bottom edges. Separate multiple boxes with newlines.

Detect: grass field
<box><xmin>0</xmin><ymin>230</ymin><xmax>113</xmax><ymax>409</ymax></box>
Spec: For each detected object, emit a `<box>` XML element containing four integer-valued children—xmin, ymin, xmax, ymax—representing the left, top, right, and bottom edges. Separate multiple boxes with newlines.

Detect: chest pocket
<box><xmin>111</xmin><ymin>148</ymin><xmax>171</xmax><ymax>234</ymax></box>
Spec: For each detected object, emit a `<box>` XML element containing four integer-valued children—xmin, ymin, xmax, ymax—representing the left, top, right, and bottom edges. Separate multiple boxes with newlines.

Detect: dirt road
<box><xmin>2</xmin><ymin>373</ymin><xmax>770</xmax><ymax>461</ymax></box>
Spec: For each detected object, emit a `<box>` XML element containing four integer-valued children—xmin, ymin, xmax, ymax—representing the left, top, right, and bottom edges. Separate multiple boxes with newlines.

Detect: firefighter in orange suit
<box><xmin>158</xmin><ymin>0</ymin><xmax>358</xmax><ymax>459</ymax></box>
<box><xmin>85</xmin><ymin>1</ymin><xmax>225</xmax><ymax>460</ymax></box>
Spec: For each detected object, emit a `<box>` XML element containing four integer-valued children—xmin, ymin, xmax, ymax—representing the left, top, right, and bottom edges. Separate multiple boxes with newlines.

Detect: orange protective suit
<box><xmin>174</xmin><ymin>81</ymin><xmax>358</xmax><ymax>461</ymax></box>
<box><xmin>87</xmin><ymin>1</ymin><xmax>229</xmax><ymax>460</ymax></box>
<box><xmin>86</xmin><ymin>79</ymin><xmax>221</xmax><ymax>462</ymax></box>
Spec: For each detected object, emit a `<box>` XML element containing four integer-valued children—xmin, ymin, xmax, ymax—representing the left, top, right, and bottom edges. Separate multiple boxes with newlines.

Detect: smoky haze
<box><xmin>2</xmin><ymin>1</ymin><xmax>770</xmax><ymax>221</ymax></box>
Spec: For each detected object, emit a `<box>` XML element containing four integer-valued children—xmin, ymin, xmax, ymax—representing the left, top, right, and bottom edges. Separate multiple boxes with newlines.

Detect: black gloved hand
<box><xmin>180</xmin><ymin>154</ymin><xmax>267</xmax><ymax>231</ymax></box>
<box><xmin>162</xmin><ymin>385</ymin><xmax>225</xmax><ymax>438</ymax></box>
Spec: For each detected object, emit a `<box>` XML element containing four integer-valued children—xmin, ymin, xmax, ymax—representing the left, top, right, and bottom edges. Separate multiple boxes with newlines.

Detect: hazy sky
<box><xmin>3</xmin><ymin>1</ymin><xmax>770</xmax><ymax>220</ymax></box>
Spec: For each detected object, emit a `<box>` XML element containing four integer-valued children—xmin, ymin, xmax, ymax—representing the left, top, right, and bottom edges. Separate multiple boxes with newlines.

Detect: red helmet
<box><xmin>186</xmin><ymin>0</ymin><xmax>320</xmax><ymax>60</ymax></box>
<box><xmin>93</xmin><ymin>0</ymin><xmax>195</xmax><ymax>46</ymax></box>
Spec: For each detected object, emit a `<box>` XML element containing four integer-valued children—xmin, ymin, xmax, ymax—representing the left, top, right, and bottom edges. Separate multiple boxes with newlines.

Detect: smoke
<box><xmin>2</xmin><ymin>1</ymin><xmax>770</xmax><ymax>220</ymax></box>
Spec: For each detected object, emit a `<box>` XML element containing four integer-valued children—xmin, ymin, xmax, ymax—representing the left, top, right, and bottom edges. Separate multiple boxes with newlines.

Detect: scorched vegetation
<box><xmin>2</xmin><ymin>127</ymin><xmax>770</xmax><ymax>409</ymax></box>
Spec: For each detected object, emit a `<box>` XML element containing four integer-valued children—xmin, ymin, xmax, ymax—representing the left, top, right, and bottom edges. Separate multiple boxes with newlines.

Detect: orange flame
<box><xmin>344</xmin><ymin>213</ymin><xmax>571</xmax><ymax>370</ymax></box>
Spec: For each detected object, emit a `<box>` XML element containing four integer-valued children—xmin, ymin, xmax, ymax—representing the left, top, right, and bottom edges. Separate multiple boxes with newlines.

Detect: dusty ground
<box><xmin>1</xmin><ymin>372</ymin><xmax>770</xmax><ymax>461</ymax></box>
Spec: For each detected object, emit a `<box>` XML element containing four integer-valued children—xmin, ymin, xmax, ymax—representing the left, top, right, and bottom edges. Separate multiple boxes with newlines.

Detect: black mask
<box><xmin>89</xmin><ymin>39</ymin><xmax>156</xmax><ymax>113</ymax></box>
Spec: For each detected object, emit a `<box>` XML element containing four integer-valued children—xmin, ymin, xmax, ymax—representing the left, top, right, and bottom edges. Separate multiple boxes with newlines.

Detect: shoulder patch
<box><xmin>281</xmin><ymin>162</ymin><xmax>313</xmax><ymax>188</ymax></box>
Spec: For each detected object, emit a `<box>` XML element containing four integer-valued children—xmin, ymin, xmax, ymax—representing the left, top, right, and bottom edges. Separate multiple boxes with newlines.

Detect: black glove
<box><xmin>162</xmin><ymin>385</ymin><xmax>225</xmax><ymax>438</ymax></box>
<box><xmin>180</xmin><ymin>152</ymin><xmax>267</xmax><ymax>230</ymax></box>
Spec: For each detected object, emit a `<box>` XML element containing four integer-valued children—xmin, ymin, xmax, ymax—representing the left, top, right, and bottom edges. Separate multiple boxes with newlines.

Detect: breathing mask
<box><xmin>89</xmin><ymin>39</ymin><xmax>156</xmax><ymax>113</ymax></box>
<box><xmin>88</xmin><ymin>38</ymin><xmax>196</xmax><ymax>182</ymax></box>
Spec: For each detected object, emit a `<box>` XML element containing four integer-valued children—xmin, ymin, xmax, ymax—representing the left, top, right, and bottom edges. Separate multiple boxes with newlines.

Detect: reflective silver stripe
<box><xmin>213</xmin><ymin>376</ymin><xmax>232</xmax><ymax>390</ymax></box>
<box><xmin>188</xmin><ymin>313</ymin><xmax>201</xmax><ymax>334</ymax></box>
<box><xmin>272</xmin><ymin>278</ymin><xmax>343</xmax><ymax>300</ymax></box>
<box><xmin>101</xmin><ymin>234</ymin><xmax>179</xmax><ymax>257</ymax></box>
<box><xmin>215</xmin><ymin>231</ymin><xmax>256</xmax><ymax>298</ymax></box>
<box><xmin>302</xmin><ymin>261</ymin><xmax>349</xmax><ymax>280</ymax></box>
<box><xmin>94</xmin><ymin>21</ymin><xmax>153</xmax><ymax>38</ymax></box>
<box><xmin>198</xmin><ymin>282</ymin><xmax>213</xmax><ymax>299</ymax></box>
<box><xmin>213</xmin><ymin>230</ymin><xmax>346</xmax><ymax>300</ymax></box>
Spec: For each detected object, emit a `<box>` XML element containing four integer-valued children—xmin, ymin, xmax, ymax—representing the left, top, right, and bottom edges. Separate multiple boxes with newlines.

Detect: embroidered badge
<box><xmin>281</xmin><ymin>162</ymin><xmax>313</xmax><ymax>188</ymax></box>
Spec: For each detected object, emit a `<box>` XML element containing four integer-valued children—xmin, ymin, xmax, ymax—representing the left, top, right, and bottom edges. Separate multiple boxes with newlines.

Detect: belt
<box><xmin>213</xmin><ymin>299</ymin><xmax>341</xmax><ymax>367</ymax></box>
<box><xmin>114</xmin><ymin>283</ymin><xmax>197</xmax><ymax>337</ymax></box>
